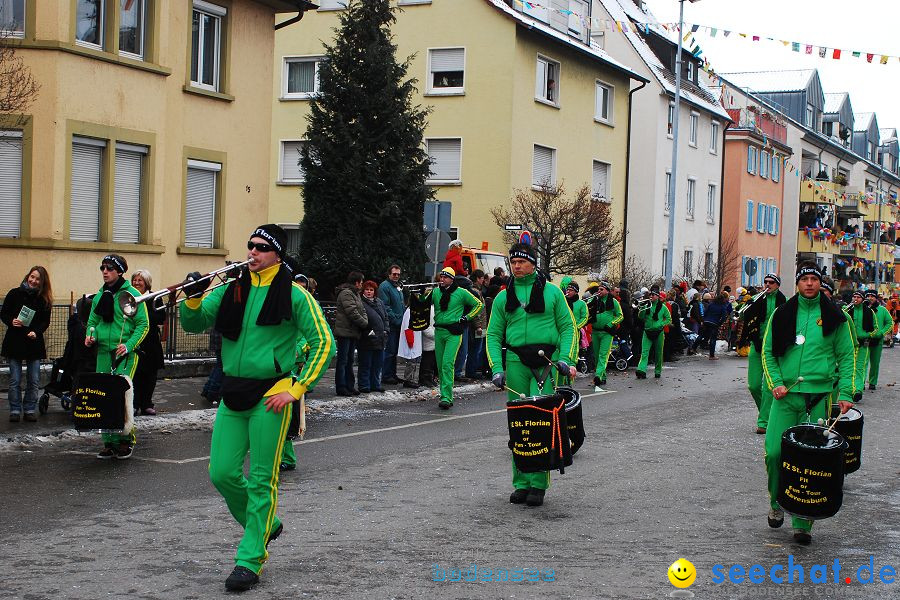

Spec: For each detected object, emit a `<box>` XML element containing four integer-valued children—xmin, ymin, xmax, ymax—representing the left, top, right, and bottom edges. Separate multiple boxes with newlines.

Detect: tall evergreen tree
<box><xmin>297</xmin><ymin>0</ymin><xmax>432</xmax><ymax>296</ymax></box>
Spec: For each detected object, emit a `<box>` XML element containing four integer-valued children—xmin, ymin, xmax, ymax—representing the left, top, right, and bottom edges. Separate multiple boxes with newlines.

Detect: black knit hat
<box><xmin>864</xmin><ymin>290</ymin><xmax>878</xmax><ymax>299</ymax></box>
<box><xmin>649</xmin><ymin>284</ymin><xmax>660</xmax><ymax>296</ymax></box>
<box><xmin>101</xmin><ymin>254</ymin><xmax>128</xmax><ymax>274</ymax></box>
<box><xmin>251</xmin><ymin>224</ymin><xmax>288</xmax><ymax>258</ymax></box>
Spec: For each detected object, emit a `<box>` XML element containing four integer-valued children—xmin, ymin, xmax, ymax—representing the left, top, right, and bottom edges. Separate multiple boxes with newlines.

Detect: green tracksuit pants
<box><xmin>748</xmin><ymin>346</ymin><xmax>772</xmax><ymax>428</ymax></box>
<box><xmin>867</xmin><ymin>342</ymin><xmax>883</xmax><ymax>387</ymax></box>
<box><xmin>434</xmin><ymin>328</ymin><xmax>463</xmax><ymax>404</ymax></box>
<box><xmin>592</xmin><ymin>331</ymin><xmax>614</xmax><ymax>382</ymax></box>
<box><xmin>853</xmin><ymin>346</ymin><xmax>868</xmax><ymax>397</ymax></box>
<box><xmin>97</xmin><ymin>350</ymin><xmax>138</xmax><ymax>448</ymax></box>
<box><xmin>209</xmin><ymin>400</ymin><xmax>291</xmax><ymax>574</ymax></box>
<box><xmin>281</xmin><ymin>434</ymin><xmax>297</xmax><ymax>468</ymax></box>
<box><xmin>506</xmin><ymin>359</ymin><xmax>553</xmax><ymax>491</ymax></box>
<box><xmin>764</xmin><ymin>391</ymin><xmax>830</xmax><ymax>532</ymax></box>
<box><xmin>637</xmin><ymin>331</ymin><xmax>665</xmax><ymax>376</ymax></box>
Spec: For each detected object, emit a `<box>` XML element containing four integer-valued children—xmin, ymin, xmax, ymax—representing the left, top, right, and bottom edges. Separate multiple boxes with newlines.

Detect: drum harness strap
<box><xmin>507</xmin><ymin>399</ymin><xmax>567</xmax><ymax>474</ymax></box>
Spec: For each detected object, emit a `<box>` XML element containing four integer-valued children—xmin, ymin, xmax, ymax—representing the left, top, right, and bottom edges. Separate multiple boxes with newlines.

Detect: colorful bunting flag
<box><xmin>833</xmin><ymin>49</ymin><xmax>841</xmax><ymax>59</ymax></box>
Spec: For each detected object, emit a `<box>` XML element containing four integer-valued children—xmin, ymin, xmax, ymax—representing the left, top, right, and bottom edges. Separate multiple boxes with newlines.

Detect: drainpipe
<box><xmin>621</xmin><ymin>78</ymin><xmax>647</xmax><ymax>268</ymax></box>
<box><xmin>275</xmin><ymin>2</ymin><xmax>316</xmax><ymax>30</ymax></box>
<box><xmin>717</xmin><ymin>119</ymin><xmax>730</xmax><ymax>290</ymax></box>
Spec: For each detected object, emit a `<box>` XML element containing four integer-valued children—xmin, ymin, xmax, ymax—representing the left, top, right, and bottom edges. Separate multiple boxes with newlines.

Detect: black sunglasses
<box><xmin>99</xmin><ymin>264</ymin><xmax>117</xmax><ymax>272</ymax></box>
<box><xmin>764</xmin><ymin>279</ymin><xmax>777</xmax><ymax>285</ymax></box>
<box><xmin>247</xmin><ymin>241</ymin><xmax>275</xmax><ymax>253</ymax></box>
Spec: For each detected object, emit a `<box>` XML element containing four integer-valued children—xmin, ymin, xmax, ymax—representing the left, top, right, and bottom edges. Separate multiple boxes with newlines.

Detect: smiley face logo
<box><xmin>667</xmin><ymin>558</ymin><xmax>696</xmax><ymax>588</ymax></box>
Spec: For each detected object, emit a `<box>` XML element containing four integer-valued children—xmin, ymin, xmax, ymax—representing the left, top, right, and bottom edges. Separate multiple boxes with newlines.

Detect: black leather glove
<box><xmin>458</xmin><ymin>316</ymin><xmax>469</xmax><ymax>325</ymax></box>
<box><xmin>183</xmin><ymin>272</ymin><xmax>211</xmax><ymax>298</ymax></box>
<box><xmin>492</xmin><ymin>372</ymin><xmax>505</xmax><ymax>389</ymax></box>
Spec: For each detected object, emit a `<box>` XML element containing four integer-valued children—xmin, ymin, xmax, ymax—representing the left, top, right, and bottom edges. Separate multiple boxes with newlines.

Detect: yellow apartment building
<box><xmin>270</xmin><ymin>0</ymin><xmax>646</xmax><ymax>272</ymax></box>
<box><xmin>0</xmin><ymin>0</ymin><xmax>313</xmax><ymax>299</ymax></box>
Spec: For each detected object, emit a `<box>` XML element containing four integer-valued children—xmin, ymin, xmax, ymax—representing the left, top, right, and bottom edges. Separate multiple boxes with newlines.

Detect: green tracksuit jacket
<box><xmin>638</xmin><ymin>300</ymin><xmax>672</xmax><ymax>333</ymax></box>
<box><xmin>432</xmin><ymin>285</ymin><xmax>483</xmax><ymax>326</ymax></box>
<box><xmin>86</xmin><ymin>279</ymin><xmax>150</xmax><ymax>375</ymax></box>
<box><xmin>589</xmin><ymin>296</ymin><xmax>623</xmax><ymax>332</ymax></box>
<box><xmin>570</xmin><ymin>299</ymin><xmax>589</xmax><ymax>330</ymax></box>
<box><xmin>431</xmin><ymin>285</ymin><xmax>482</xmax><ymax>405</ymax></box>
<box><xmin>874</xmin><ymin>304</ymin><xmax>894</xmax><ymax>340</ymax></box>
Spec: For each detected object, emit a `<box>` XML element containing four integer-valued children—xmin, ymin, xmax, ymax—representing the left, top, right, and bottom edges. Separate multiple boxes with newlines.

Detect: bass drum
<box><xmin>556</xmin><ymin>386</ymin><xmax>585</xmax><ymax>454</ymax></box>
<box><xmin>506</xmin><ymin>393</ymin><xmax>572</xmax><ymax>474</ymax></box>
<box><xmin>829</xmin><ymin>405</ymin><xmax>863</xmax><ymax>474</ymax></box>
<box><xmin>777</xmin><ymin>424</ymin><xmax>847</xmax><ymax>520</ymax></box>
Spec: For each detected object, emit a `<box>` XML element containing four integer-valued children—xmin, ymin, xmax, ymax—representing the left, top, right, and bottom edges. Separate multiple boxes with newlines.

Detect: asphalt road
<box><xmin>1</xmin><ymin>353</ymin><xmax>898</xmax><ymax>599</ymax></box>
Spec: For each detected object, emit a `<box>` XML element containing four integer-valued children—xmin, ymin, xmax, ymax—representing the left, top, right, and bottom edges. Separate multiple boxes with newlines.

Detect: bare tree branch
<box><xmin>491</xmin><ymin>182</ymin><xmax>625</xmax><ymax>276</ymax></box>
<box><xmin>0</xmin><ymin>34</ymin><xmax>40</xmax><ymax>127</ymax></box>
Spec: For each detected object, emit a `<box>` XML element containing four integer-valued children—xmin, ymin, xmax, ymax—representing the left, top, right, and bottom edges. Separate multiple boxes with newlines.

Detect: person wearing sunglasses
<box><xmin>180</xmin><ymin>224</ymin><xmax>335</xmax><ymax>593</ymax></box>
<box><xmin>84</xmin><ymin>254</ymin><xmax>150</xmax><ymax>460</ymax></box>
<box><xmin>740</xmin><ymin>273</ymin><xmax>786</xmax><ymax>434</ymax></box>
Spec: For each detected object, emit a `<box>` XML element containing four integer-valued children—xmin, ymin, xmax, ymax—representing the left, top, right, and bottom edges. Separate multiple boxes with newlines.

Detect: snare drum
<box><xmin>556</xmin><ymin>386</ymin><xmax>585</xmax><ymax>454</ymax></box>
<box><xmin>506</xmin><ymin>393</ymin><xmax>572</xmax><ymax>474</ymax></box>
<box><xmin>777</xmin><ymin>424</ymin><xmax>847</xmax><ymax>520</ymax></box>
<box><xmin>829</xmin><ymin>405</ymin><xmax>863</xmax><ymax>474</ymax></box>
<box><xmin>71</xmin><ymin>372</ymin><xmax>133</xmax><ymax>433</ymax></box>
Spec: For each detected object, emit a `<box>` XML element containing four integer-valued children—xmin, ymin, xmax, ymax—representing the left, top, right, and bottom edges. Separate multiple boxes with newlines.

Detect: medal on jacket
<box><xmin>795</xmin><ymin>334</ymin><xmax>806</xmax><ymax>345</ymax></box>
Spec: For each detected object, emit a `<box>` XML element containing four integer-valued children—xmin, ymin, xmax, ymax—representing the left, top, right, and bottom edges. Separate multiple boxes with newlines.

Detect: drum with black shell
<box><xmin>506</xmin><ymin>393</ymin><xmax>572</xmax><ymax>474</ymax></box>
<box><xmin>829</xmin><ymin>405</ymin><xmax>863</xmax><ymax>474</ymax></box>
<box><xmin>556</xmin><ymin>386</ymin><xmax>584</xmax><ymax>454</ymax></box>
<box><xmin>777</xmin><ymin>424</ymin><xmax>847</xmax><ymax>520</ymax></box>
<box><xmin>71</xmin><ymin>372</ymin><xmax>133</xmax><ymax>433</ymax></box>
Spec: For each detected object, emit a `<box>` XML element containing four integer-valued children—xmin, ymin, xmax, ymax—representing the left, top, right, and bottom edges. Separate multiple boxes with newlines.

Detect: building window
<box><xmin>185</xmin><ymin>159</ymin><xmax>220</xmax><ymax>248</ymax></box>
<box><xmin>70</xmin><ymin>137</ymin><xmax>105</xmax><ymax>242</ymax></box>
<box><xmin>535</xmin><ymin>55</ymin><xmax>559</xmax><ymax>104</ymax></box>
<box><xmin>426</xmin><ymin>138</ymin><xmax>462</xmax><ymax>184</ymax></box>
<box><xmin>760</xmin><ymin>151</ymin><xmax>769</xmax><ymax>179</ymax></box>
<box><xmin>867</xmin><ymin>141</ymin><xmax>875</xmax><ymax>161</ymax></box>
<box><xmin>747</xmin><ymin>146</ymin><xmax>758</xmax><ymax>174</ymax></box>
<box><xmin>704</xmin><ymin>251</ymin><xmax>714</xmax><ymax>280</ymax></box>
<box><xmin>317</xmin><ymin>0</ymin><xmax>348</xmax><ymax>8</ymax></box>
<box><xmin>0</xmin><ymin>0</ymin><xmax>25</xmax><ymax>37</ymax></box>
<box><xmin>279</xmin><ymin>140</ymin><xmax>307</xmax><ymax>184</ymax></box>
<box><xmin>667</xmin><ymin>102</ymin><xmax>675</xmax><ymax>136</ymax></box>
<box><xmin>119</xmin><ymin>0</ymin><xmax>145</xmax><ymax>58</ymax></box>
<box><xmin>532</xmin><ymin>144</ymin><xmax>555</xmax><ymax>189</ymax></box>
<box><xmin>745</xmin><ymin>199</ymin><xmax>754</xmax><ymax>231</ymax></box>
<box><xmin>664</xmin><ymin>170</ymin><xmax>671</xmax><ymax>213</ymax></box>
<box><xmin>706</xmin><ymin>183</ymin><xmax>716</xmax><ymax>222</ymax></box>
<box><xmin>757</xmin><ymin>203</ymin><xmax>766</xmax><ymax>234</ymax></box>
<box><xmin>595</xmin><ymin>81</ymin><xmax>613</xmax><ymax>123</ymax></box>
<box><xmin>754</xmin><ymin>256</ymin><xmax>764</xmax><ymax>286</ymax></box>
<box><xmin>112</xmin><ymin>143</ymin><xmax>147</xmax><ymax>243</ymax></box>
<box><xmin>662</xmin><ymin>247</ymin><xmax>668</xmax><ymax>274</ymax></box>
<box><xmin>592</xmin><ymin>160</ymin><xmax>610</xmax><ymax>201</ymax></box>
<box><xmin>689</xmin><ymin>113</ymin><xmax>698</xmax><ymax>147</ymax></box>
<box><xmin>769</xmin><ymin>206</ymin><xmax>779</xmax><ymax>235</ymax></box>
<box><xmin>772</xmin><ymin>154</ymin><xmax>780</xmax><ymax>183</ymax></box>
<box><xmin>686</xmin><ymin>177</ymin><xmax>696</xmax><ymax>218</ymax></box>
<box><xmin>0</xmin><ymin>130</ymin><xmax>23</xmax><ymax>237</ymax></box>
<box><xmin>283</xmin><ymin>57</ymin><xmax>322</xmax><ymax>98</ymax></box>
<box><xmin>710</xmin><ymin>121</ymin><xmax>719</xmax><ymax>154</ymax></box>
<box><xmin>428</xmin><ymin>48</ymin><xmax>465</xmax><ymax>94</ymax></box>
<box><xmin>805</xmin><ymin>104</ymin><xmax>814</xmax><ymax>128</ymax></box>
<box><xmin>191</xmin><ymin>1</ymin><xmax>225</xmax><ymax>91</ymax></box>
<box><xmin>682</xmin><ymin>250</ymin><xmax>693</xmax><ymax>277</ymax></box>
<box><xmin>75</xmin><ymin>0</ymin><xmax>105</xmax><ymax>48</ymax></box>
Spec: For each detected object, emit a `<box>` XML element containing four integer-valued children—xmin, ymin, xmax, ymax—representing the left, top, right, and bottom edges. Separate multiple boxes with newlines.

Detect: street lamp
<box><xmin>664</xmin><ymin>0</ymin><xmax>701</xmax><ymax>289</ymax></box>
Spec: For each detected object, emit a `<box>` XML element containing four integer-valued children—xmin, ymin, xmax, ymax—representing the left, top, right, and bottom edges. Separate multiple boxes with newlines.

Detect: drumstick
<box><xmin>504</xmin><ymin>386</ymin><xmax>527</xmax><ymax>400</ymax></box>
<box><xmin>88</xmin><ymin>326</ymin><xmax>95</xmax><ymax>342</ymax></box>
<box><xmin>776</xmin><ymin>376</ymin><xmax>804</xmax><ymax>397</ymax></box>
<box><xmin>824</xmin><ymin>412</ymin><xmax>843</xmax><ymax>436</ymax></box>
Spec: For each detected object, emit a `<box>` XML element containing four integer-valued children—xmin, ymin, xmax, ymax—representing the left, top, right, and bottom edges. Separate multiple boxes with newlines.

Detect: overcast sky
<box><xmin>641</xmin><ymin>0</ymin><xmax>900</xmax><ymax>133</ymax></box>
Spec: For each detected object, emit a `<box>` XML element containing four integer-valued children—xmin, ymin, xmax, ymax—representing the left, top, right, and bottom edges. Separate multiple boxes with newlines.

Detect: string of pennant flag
<box><xmin>513</xmin><ymin>0</ymin><xmax>900</xmax><ymax>65</ymax></box>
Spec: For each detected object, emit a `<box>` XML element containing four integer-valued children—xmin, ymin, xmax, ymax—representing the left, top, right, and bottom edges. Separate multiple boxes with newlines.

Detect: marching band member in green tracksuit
<box><xmin>761</xmin><ymin>263</ymin><xmax>856</xmax><ymax>546</ymax></box>
<box><xmin>487</xmin><ymin>238</ymin><xmax>577</xmax><ymax>507</ymax></box>
<box><xmin>636</xmin><ymin>286</ymin><xmax>671</xmax><ymax>379</ymax></box>
<box><xmin>740</xmin><ymin>273</ymin><xmax>786</xmax><ymax>434</ymax></box>
<box><xmin>181</xmin><ymin>225</ymin><xmax>334</xmax><ymax>593</ymax></box>
<box><xmin>560</xmin><ymin>277</ymin><xmax>588</xmax><ymax>386</ymax></box>
<box><xmin>431</xmin><ymin>267</ymin><xmax>482</xmax><ymax>410</ymax></box>
<box><xmin>85</xmin><ymin>254</ymin><xmax>149</xmax><ymax>460</ymax></box>
<box><xmin>587</xmin><ymin>281</ymin><xmax>622</xmax><ymax>389</ymax></box>
<box><xmin>865</xmin><ymin>290</ymin><xmax>893</xmax><ymax>390</ymax></box>
<box><xmin>844</xmin><ymin>290</ymin><xmax>876</xmax><ymax>402</ymax></box>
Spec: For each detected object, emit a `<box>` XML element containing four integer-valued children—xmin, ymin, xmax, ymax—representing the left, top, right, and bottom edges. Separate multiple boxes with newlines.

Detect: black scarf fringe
<box><xmin>94</xmin><ymin>277</ymin><xmax>126</xmax><ymax>323</ymax></box>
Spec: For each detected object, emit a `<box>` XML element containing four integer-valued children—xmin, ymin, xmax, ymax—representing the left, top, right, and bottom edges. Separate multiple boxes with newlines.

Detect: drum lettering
<box><xmin>802</xmin><ymin>468</ymin><xmax>833</xmax><ymax>478</ymax></box>
<box><xmin>524</xmin><ymin>420</ymin><xmax>550</xmax><ymax>427</ymax></box>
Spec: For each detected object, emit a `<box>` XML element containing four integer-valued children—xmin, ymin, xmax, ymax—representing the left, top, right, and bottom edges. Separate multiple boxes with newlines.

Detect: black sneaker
<box><xmin>9</xmin><ymin>413</ymin><xmax>21</xmax><ymax>423</ymax></box>
<box><xmin>115</xmin><ymin>445</ymin><xmax>134</xmax><ymax>460</ymax></box>
<box><xmin>224</xmin><ymin>566</ymin><xmax>259</xmax><ymax>592</ymax></box>
<box><xmin>767</xmin><ymin>508</ymin><xmax>784</xmax><ymax>528</ymax></box>
<box><xmin>635</xmin><ymin>371</ymin><xmax>647</xmax><ymax>379</ymax></box>
<box><xmin>526</xmin><ymin>488</ymin><xmax>545</xmax><ymax>507</ymax></box>
<box><xmin>438</xmin><ymin>400</ymin><xmax>452</xmax><ymax>410</ymax></box>
<box><xmin>24</xmin><ymin>413</ymin><xmax>37</xmax><ymax>422</ymax></box>
<box><xmin>279</xmin><ymin>462</ymin><xmax>296</xmax><ymax>472</ymax></box>
<box><xmin>266</xmin><ymin>523</ymin><xmax>283</xmax><ymax>548</ymax></box>
<box><xmin>599</xmin><ymin>378</ymin><xmax>607</xmax><ymax>385</ymax></box>
<box><xmin>593</xmin><ymin>376</ymin><xmax>602</xmax><ymax>387</ymax></box>
<box><xmin>869</xmin><ymin>383</ymin><xmax>876</xmax><ymax>391</ymax></box>
<box><xmin>654</xmin><ymin>373</ymin><xmax>661</xmax><ymax>379</ymax></box>
<box><xmin>792</xmin><ymin>529</ymin><xmax>812</xmax><ymax>545</ymax></box>
<box><xmin>509</xmin><ymin>489</ymin><xmax>529</xmax><ymax>504</ymax></box>
<box><xmin>97</xmin><ymin>446</ymin><xmax>115</xmax><ymax>460</ymax></box>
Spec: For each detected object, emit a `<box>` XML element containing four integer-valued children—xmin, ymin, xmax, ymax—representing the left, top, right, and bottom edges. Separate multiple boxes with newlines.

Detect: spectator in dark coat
<box><xmin>377</xmin><ymin>264</ymin><xmax>404</xmax><ymax>384</ymax></box>
<box><xmin>334</xmin><ymin>271</ymin><xmax>368</xmax><ymax>396</ymax></box>
<box><xmin>693</xmin><ymin>292</ymin><xmax>732</xmax><ymax>359</ymax></box>
<box><xmin>130</xmin><ymin>269</ymin><xmax>165</xmax><ymax>416</ymax></box>
<box><xmin>358</xmin><ymin>280</ymin><xmax>389</xmax><ymax>393</ymax></box>
<box><xmin>2</xmin><ymin>266</ymin><xmax>53</xmax><ymax>422</ymax></box>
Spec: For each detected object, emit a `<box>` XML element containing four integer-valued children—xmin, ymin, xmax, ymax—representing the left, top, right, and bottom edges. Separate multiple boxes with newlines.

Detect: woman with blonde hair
<box><xmin>2</xmin><ymin>266</ymin><xmax>53</xmax><ymax>422</ymax></box>
<box><xmin>131</xmin><ymin>269</ymin><xmax>165</xmax><ymax>415</ymax></box>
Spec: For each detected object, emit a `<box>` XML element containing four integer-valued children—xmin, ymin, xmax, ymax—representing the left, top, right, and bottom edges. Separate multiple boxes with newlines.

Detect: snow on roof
<box><xmin>823</xmin><ymin>92</ymin><xmax>848</xmax><ymax>114</ymax></box>
<box><xmin>482</xmin><ymin>0</ymin><xmax>645</xmax><ymax>82</ymax></box>
<box><xmin>719</xmin><ymin>69</ymin><xmax>815</xmax><ymax>94</ymax></box>
<box><xmin>880</xmin><ymin>128</ymin><xmax>897</xmax><ymax>142</ymax></box>
<box><xmin>854</xmin><ymin>112</ymin><xmax>874</xmax><ymax>131</ymax></box>
<box><xmin>596</xmin><ymin>0</ymin><xmax>730</xmax><ymax>119</ymax></box>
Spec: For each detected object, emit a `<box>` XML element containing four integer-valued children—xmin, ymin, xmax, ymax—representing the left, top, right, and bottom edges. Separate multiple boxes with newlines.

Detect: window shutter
<box><xmin>0</xmin><ymin>134</ymin><xmax>23</xmax><ymax>238</ymax></box>
<box><xmin>430</xmin><ymin>48</ymin><xmax>464</xmax><ymax>73</ymax></box>
<box><xmin>746</xmin><ymin>200</ymin><xmax>754</xmax><ymax>231</ymax></box>
<box><xmin>70</xmin><ymin>141</ymin><xmax>103</xmax><ymax>242</ymax></box>
<box><xmin>427</xmin><ymin>139</ymin><xmax>461</xmax><ymax>182</ymax></box>
<box><xmin>533</xmin><ymin>145</ymin><xmax>553</xmax><ymax>186</ymax></box>
<box><xmin>281</xmin><ymin>141</ymin><xmax>305</xmax><ymax>181</ymax></box>
<box><xmin>113</xmin><ymin>148</ymin><xmax>143</xmax><ymax>243</ymax></box>
<box><xmin>757</xmin><ymin>204</ymin><xmax>766</xmax><ymax>233</ymax></box>
<box><xmin>592</xmin><ymin>161</ymin><xmax>609</xmax><ymax>199</ymax></box>
<box><xmin>185</xmin><ymin>166</ymin><xmax>216</xmax><ymax>248</ymax></box>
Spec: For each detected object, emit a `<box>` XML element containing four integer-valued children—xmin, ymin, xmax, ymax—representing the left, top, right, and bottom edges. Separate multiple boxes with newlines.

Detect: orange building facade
<box><xmin>722</xmin><ymin>108</ymin><xmax>792</xmax><ymax>291</ymax></box>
